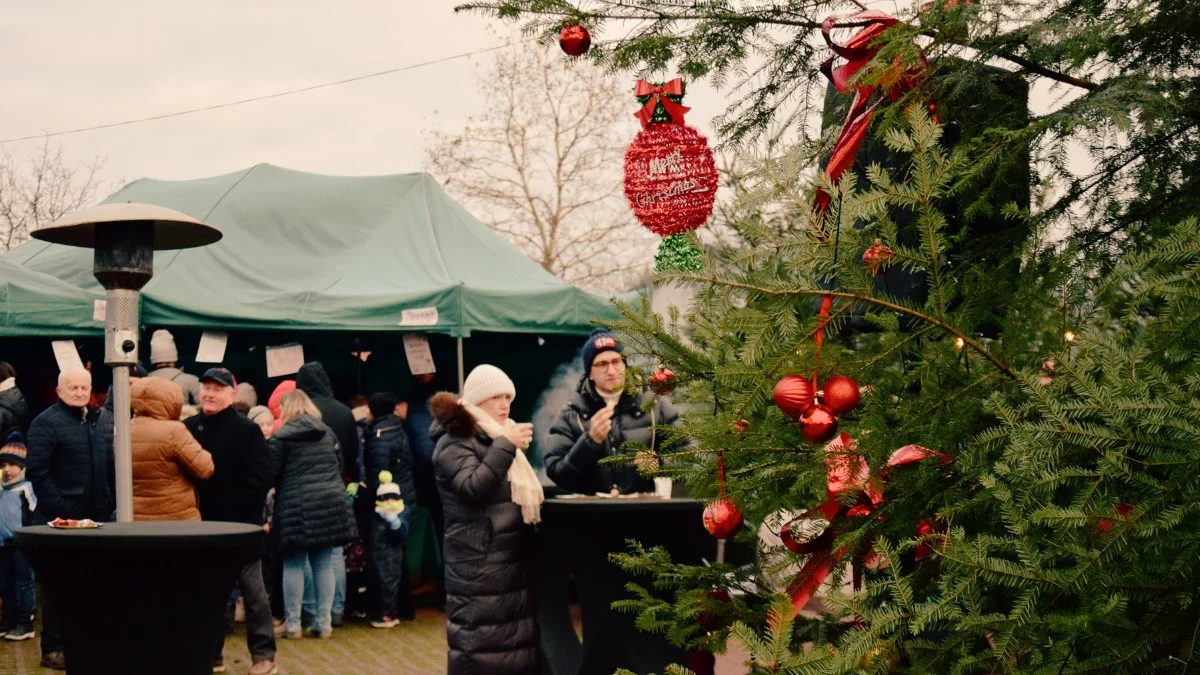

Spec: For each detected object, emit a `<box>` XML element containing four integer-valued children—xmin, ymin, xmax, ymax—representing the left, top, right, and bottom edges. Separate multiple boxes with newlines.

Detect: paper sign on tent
<box><xmin>51</xmin><ymin>341</ymin><xmax>85</xmax><ymax>373</ymax></box>
<box><xmin>399</xmin><ymin>307</ymin><xmax>439</xmax><ymax>327</ymax></box>
<box><xmin>402</xmin><ymin>333</ymin><xmax>437</xmax><ymax>375</ymax></box>
<box><xmin>92</xmin><ymin>300</ymin><xmax>106</xmax><ymax>322</ymax></box>
<box><xmin>266</xmin><ymin>343</ymin><xmax>305</xmax><ymax>378</ymax></box>
<box><xmin>196</xmin><ymin>331</ymin><xmax>228</xmax><ymax>363</ymax></box>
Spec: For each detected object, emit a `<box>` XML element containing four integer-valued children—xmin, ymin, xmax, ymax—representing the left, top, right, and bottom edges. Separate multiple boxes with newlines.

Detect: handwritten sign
<box><xmin>399</xmin><ymin>307</ymin><xmax>439</xmax><ymax>327</ymax></box>
<box><xmin>195</xmin><ymin>331</ymin><xmax>228</xmax><ymax>363</ymax></box>
<box><xmin>266</xmin><ymin>343</ymin><xmax>305</xmax><ymax>378</ymax></box>
<box><xmin>402</xmin><ymin>333</ymin><xmax>437</xmax><ymax>375</ymax></box>
<box><xmin>51</xmin><ymin>341</ymin><xmax>85</xmax><ymax>373</ymax></box>
<box><xmin>92</xmin><ymin>300</ymin><xmax>106</xmax><ymax>322</ymax></box>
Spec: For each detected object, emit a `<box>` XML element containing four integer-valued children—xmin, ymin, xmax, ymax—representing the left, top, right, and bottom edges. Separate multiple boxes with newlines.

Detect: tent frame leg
<box><xmin>457</xmin><ymin>338</ymin><xmax>465</xmax><ymax>392</ymax></box>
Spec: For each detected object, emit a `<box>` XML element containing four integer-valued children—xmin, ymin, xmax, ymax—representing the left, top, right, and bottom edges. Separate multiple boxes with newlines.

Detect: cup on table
<box><xmin>653</xmin><ymin>477</ymin><xmax>673</xmax><ymax>499</ymax></box>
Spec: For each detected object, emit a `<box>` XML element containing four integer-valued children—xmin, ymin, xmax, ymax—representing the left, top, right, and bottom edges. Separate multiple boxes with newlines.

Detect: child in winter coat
<box><xmin>370</xmin><ymin>471</ymin><xmax>409</xmax><ymax>628</ymax></box>
<box><xmin>0</xmin><ymin>433</ymin><xmax>36</xmax><ymax>641</ymax></box>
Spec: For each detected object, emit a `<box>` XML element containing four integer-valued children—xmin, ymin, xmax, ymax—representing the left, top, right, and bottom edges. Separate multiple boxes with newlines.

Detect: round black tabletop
<box><xmin>542</xmin><ymin>496</ymin><xmax>702</xmax><ymax>513</ymax></box>
<box><xmin>15</xmin><ymin>521</ymin><xmax>263</xmax><ymax>549</ymax></box>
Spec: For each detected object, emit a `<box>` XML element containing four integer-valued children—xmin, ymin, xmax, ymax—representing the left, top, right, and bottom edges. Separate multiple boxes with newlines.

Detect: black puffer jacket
<box><xmin>271</xmin><ymin>415</ymin><xmax>357</xmax><ymax>555</ymax></box>
<box><xmin>0</xmin><ymin>386</ymin><xmax>28</xmax><ymax>441</ymax></box>
<box><xmin>431</xmin><ymin>393</ymin><xmax>537</xmax><ymax>675</ymax></box>
<box><xmin>365</xmin><ymin>413</ymin><xmax>416</xmax><ymax>505</ymax></box>
<box><xmin>25</xmin><ymin>400</ymin><xmax>114</xmax><ymax>523</ymax></box>
<box><xmin>297</xmin><ymin>362</ymin><xmax>361</xmax><ymax>483</ymax></box>
<box><xmin>544</xmin><ymin>378</ymin><xmax>680</xmax><ymax>495</ymax></box>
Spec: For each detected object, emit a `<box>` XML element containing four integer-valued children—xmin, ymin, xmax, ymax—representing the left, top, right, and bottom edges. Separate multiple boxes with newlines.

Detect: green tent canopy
<box><xmin>3</xmin><ymin>164</ymin><xmax>615</xmax><ymax>337</ymax></box>
<box><xmin>0</xmin><ymin>257</ymin><xmax>103</xmax><ymax>337</ymax></box>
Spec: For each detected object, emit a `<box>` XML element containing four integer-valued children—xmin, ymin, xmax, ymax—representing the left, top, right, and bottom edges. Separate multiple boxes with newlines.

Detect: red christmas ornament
<box><xmin>773</xmin><ymin>376</ymin><xmax>814</xmax><ymax>419</ymax></box>
<box><xmin>862</xmin><ymin>239</ymin><xmax>895</xmax><ymax>275</ymax></box>
<box><xmin>649</xmin><ymin>368</ymin><xmax>676</xmax><ymax>395</ymax></box>
<box><xmin>799</xmin><ymin>405</ymin><xmax>839</xmax><ymax>444</ymax></box>
<box><xmin>558</xmin><ymin>24</ymin><xmax>592</xmax><ymax>57</ymax></box>
<box><xmin>697</xmin><ymin>589</ymin><xmax>733</xmax><ymax>631</ymax></box>
<box><xmin>624</xmin><ymin>122</ymin><xmax>718</xmax><ymax>237</ymax></box>
<box><xmin>702</xmin><ymin>498</ymin><xmax>743</xmax><ymax>539</ymax></box>
<box><xmin>821</xmin><ymin>375</ymin><xmax>861</xmax><ymax>415</ymax></box>
<box><xmin>732</xmin><ymin>418</ymin><xmax>750</xmax><ymax>437</ymax></box>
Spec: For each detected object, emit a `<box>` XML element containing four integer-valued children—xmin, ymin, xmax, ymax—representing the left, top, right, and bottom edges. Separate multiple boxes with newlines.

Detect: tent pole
<box><xmin>457</xmin><ymin>337</ymin><xmax>465</xmax><ymax>392</ymax></box>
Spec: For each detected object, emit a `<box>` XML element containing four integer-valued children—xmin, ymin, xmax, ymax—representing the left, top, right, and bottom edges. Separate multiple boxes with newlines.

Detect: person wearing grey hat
<box><xmin>147</xmin><ymin>329</ymin><xmax>201</xmax><ymax>406</ymax></box>
<box><xmin>246</xmin><ymin>406</ymin><xmax>274</xmax><ymax>439</ymax></box>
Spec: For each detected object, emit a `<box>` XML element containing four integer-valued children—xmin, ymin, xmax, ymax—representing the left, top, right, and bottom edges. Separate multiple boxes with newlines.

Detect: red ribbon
<box><xmin>780</xmin><ymin>435</ymin><xmax>949</xmax><ymax>616</ymax></box>
<box><xmin>634</xmin><ymin>78</ymin><xmax>692</xmax><ymax>127</ymax></box>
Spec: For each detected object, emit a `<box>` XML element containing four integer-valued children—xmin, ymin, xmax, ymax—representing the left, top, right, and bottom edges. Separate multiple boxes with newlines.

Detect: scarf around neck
<box><xmin>461</xmin><ymin>401</ymin><xmax>544</xmax><ymax>525</ymax></box>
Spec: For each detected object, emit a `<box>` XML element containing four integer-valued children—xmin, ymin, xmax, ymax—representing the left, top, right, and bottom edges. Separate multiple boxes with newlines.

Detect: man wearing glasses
<box><xmin>545</xmin><ymin>329</ymin><xmax>679</xmax><ymax>495</ymax></box>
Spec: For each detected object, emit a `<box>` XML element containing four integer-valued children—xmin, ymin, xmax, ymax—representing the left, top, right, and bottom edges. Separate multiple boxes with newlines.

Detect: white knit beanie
<box><xmin>461</xmin><ymin>364</ymin><xmax>516</xmax><ymax>406</ymax></box>
<box><xmin>149</xmin><ymin>330</ymin><xmax>178</xmax><ymax>364</ymax></box>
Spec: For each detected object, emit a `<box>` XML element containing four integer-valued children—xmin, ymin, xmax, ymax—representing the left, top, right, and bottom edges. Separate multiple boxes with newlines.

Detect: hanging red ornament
<box><xmin>696</xmin><ymin>589</ymin><xmax>733</xmax><ymax>631</ymax></box>
<box><xmin>558</xmin><ymin>24</ymin><xmax>592</xmax><ymax>57</ymax></box>
<box><xmin>702</xmin><ymin>498</ymin><xmax>743</xmax><ymax>539</ymax></box>
<box><xmin>862</xmin><ymin>239</ymin><xmax>895</xmax><ymax>275</ymax></box>
<box><xmin>649</xmin><ymin>368</ymin><xmax>676</xmax><ymax>395</ymax></box>
<box><xmin>820</xmin><ymin>375</ymin><xmax>861</xmax><ymax>415</ymax></box>
<box><xmin>732</xmin><ymin>418</ymin><xmax>751</xmax><ymax>437</ymax></box>
<box><xmin>773</xmin><ymin>375</ymin><xmax>814</xmax><ymax>419</ymax></box>
<box><xmin>799</xmin><ymin>405</ymin><xmax>839</xmax><ymax>444</ymax></box>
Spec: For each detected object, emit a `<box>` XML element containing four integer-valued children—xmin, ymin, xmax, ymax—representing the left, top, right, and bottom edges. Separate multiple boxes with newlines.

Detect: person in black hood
<box><xmin>0</xmin><ymin>363</ymin><xmax>28</xmax><ymax>442</ymax></box>
<box><xmin>296</xmin><ymin>362</ymin><xmax>360</xmax><ymax>483</ymax></box>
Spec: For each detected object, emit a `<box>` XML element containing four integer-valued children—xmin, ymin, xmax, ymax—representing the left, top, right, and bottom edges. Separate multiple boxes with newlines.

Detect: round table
<box><xmin>16</xmin><ymin>521</ymin><xmax>263</xmax><ymax>675</ymax></box>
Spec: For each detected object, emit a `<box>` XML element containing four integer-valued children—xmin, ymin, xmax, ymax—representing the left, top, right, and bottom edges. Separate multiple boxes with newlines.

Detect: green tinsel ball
<box><xmin>655</xmin><ymin>234</ymin><xmax>704</xmax><ymax>273</ymax></box>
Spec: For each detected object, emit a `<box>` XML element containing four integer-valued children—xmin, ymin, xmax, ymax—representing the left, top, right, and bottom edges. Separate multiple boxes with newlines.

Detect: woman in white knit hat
<box><xmin>430</xmin><ymin>364</ymin><xmax>543</xmax><ymax>675</ymax></box>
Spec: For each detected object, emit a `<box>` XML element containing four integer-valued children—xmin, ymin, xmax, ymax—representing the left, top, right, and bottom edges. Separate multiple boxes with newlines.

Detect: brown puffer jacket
<box><xmin>131</xmin><ymin>377</ymin><xmax>214</xmax><ymax>521</ymax></box>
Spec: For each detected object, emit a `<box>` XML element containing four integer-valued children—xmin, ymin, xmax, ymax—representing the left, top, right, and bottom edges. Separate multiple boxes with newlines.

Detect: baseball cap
<box><xmin>200</xmin><ymin>367</ymin><xmax>237</xmax><ymax>388</ymax></box>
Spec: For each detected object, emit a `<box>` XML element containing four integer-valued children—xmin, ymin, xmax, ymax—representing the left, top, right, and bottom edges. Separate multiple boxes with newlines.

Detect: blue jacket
<box><xmin>26</xmin><ymin>400</ymin><xmax>115</xmax><ymax>523</ymax></box>
<box><xmin>0</xmin><ymin>479</ymin><xmax>35</xmax><ymax>542</ymax></box>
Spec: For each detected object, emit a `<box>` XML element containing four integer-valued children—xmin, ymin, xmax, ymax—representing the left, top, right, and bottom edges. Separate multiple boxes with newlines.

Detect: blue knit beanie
<box><xmin>581</xmin><ymin>328</ymin><xmax>622</xmax><ymax>372</ymax></box>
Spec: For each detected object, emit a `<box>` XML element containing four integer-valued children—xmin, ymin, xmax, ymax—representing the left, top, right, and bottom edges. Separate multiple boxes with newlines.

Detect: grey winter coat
<box><xmin>270</xmin><ymin>415</ymin><xmax>357</xmax><ymax>555</ymax></box>
<box><xmin>430</xmin><ymin>393</ymin><xmax>538</xmax><ymax>675</ymax></box>
<box><xmin>148</xmin><ymin>367</ymin><xmax>201</xmax><ymax>406</ymax></box>
<box><xmin>543</xmin><ymin>378</ymin><xmax>680</xmax><ymax>495</ymax></box>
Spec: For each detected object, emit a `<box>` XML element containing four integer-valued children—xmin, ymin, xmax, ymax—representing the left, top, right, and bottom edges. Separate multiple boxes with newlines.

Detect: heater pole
<box><xmin>111</xmin><ymin>365</ymin><xmax>133</xmax><ymax>523</ymax></box>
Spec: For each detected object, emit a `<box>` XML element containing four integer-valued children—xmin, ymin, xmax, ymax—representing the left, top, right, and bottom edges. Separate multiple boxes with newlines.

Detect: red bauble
<box><xmin>773</xmin><ymin>375</ymin><xmax>814</xmax><ymax>419</ymax></box>
<box><xmin>624</xmin><ymin>123</ymin><xmax>718</xmax><ymax>236</ymax></box>
<box><xmin>732</xmin><ymin>418</ymin><xmax>750</xmax><ymax>437</ymax></box>
<box><xmin>558</xmin><ymin>24</ymin><xmax>592</xmax><ymax>57</ymax></box>
<box><xmin>649</xmin><ymin>368</ymin><xmax>676</xmax><ymax>395</ymax></box>
<box><xmin>799</xmin><ymin>404</ymin><xmax>839</xmax><ymax>444</ymax></box>
<box><xmin>821</xmin><ymin>375</ymin><xmax>861</xmax><ymax>415</ymax></box>
<box><xmin>697</xmin><ymin>589</ymin><xmax>733</xmax><ymax>631</ymax></box>
<box><xmin>702</xmin><ymin>498</ymin><xmax>743</xmax><ymax>539</ymax></box>
<box><xmin>862</xmin><ymin>239</ymin><xmax>895</xmax><ymax>275</ymax></box>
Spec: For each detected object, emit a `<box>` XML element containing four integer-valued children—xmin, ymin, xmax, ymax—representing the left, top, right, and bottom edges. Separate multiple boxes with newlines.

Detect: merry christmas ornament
<box><xmin>773</xmin><ymin>375</ymin><xmax>814</xmax><ymax>419</ymax></box>
<box><xmin>820</xmin><ymin>375</ymin><xmax>861</xmax><ymax>415</ymax></box>
<box><xmin>558</xmin><ymin>24</ymin><xmax>592</xmax><ymax>57</ymax></box>
<box><xmin>649</xmin><ymin>368</ymin><xmax>677</xmax><ymax>396</ymax></box>
<box><xmin>702</xmin><ymin>497</ymin><xmax>743</xmax><ymax>539</ymax></box>
<box><xmin>799</xmin><ymin>404</ymin><xmax>839</xmax><ymax>444</ymax></box>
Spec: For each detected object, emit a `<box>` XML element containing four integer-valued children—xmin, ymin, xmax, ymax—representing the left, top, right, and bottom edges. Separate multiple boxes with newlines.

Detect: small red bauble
<box><xmin>702</xmin><ymin>498</ymin><xmax>743</xmax><ymax>539</ymax></box>
<box><xmin>624</xmin><ymin>123</ymin><xmax>718</xmax><ymax>237</ymax></box>
<box><xmin>732</xmin><ymin>418</ymin><xmax>750</xmax><ymax>436</ymax></box>
<box><xmin>773</xmin><ymin>375</ymin><xmax>814</xmax><ymax>419</ymax></box>
<box><xmin>799</xmin><ymin>404</ymin><xmax>839</xmax><ymax>444</ymax></box>
<box><xmin>649</xmin><ymin>368</ymin><xmax>676</xmax><ymax>396</ymax></box>
<box><xmin>821</xmin><ymin>375</ymin><xmax>861</xmax><ymax>415</ymax></box>
<box><xmin>862</xmin><ymin>239</ymin><xmax>895</xmax><ymax>275</ymax></box>
<box><xmin>558</xmin><ymin>24</ymin><xmax>592</xmax><ymax>57</ymax></box>
<box><xmin>697</xmin><ymin>589</ymin><xmax>733</xmax><ymax>631</ymax></box>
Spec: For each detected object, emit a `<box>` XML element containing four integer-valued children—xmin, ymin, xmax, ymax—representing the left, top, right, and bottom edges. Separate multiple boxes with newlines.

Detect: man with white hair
<box><xmin>25</xmin><ymin>368</ymin><xmax>114</xmax><ymax>671</ymax></box>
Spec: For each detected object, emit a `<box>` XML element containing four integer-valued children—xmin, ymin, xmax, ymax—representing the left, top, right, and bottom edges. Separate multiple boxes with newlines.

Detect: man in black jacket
<box><xmin>296</xmin><ymin>362</ymin><xmax>359</xmax><ymax>483</ymax></box>
<box><xmin>25</xmin><ymin>368</ymin><xmax>113</xmax><ymax>670</ymax></box>
<box><xmin>364</xmin><ymin>392</ymin><xmax>417</xmax><ymax>626</ymax></box>
<box><xmin>185</xmin><ymin>368</ymin><xmax>277</xmax><ymax>675</ymax></box>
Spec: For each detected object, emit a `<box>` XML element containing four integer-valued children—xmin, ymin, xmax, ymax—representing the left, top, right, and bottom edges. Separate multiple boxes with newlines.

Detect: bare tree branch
<box><xmin>0</xmin><ymin>138</ymin><xmax>110</xmax><ymax>252</ymax></box>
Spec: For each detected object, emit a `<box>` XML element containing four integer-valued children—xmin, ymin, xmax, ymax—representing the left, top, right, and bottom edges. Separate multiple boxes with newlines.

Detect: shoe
<box><xmin>40</xmin><ymin>652</ymin><xmax>66</xmax><ymax>670</ymax></box>
<box><xmin>247</xmin><ymin>660</ymin><xmax>278</xmax><ymax>675</ymax></box>
<box><xmin>332</xmin><ymin>611</ymin><xmax>344</xmax><ymax>627</ymax></box>
<box><xmin>4</xmin><ymin>619</ymin><xmax>33</xmax><ymax>640</ymax></box>
<box><xmin>277</xmin><ymin>625</ymin><xmax>302</xmax><ymax>639</ymax></box>
<box><xmin>212</xmin><ymin>659</ymin><xmax>226</xmax><ymax>673</ymax></box>
<box><xmin>370</xmin><ymin>616</ymin><xmax>397</xmax><ymax>629</ymax></box>
<box><xmin>305</xmin><ymin>627</ymin><xmax>333</xmax><ymax>639</ymax></box>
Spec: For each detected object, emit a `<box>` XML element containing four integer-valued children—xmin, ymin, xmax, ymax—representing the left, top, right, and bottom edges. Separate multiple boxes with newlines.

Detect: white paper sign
<box><xmin>265</xmin><ymin>343</ymin><xmax>305</xmax><ymax>378</ymax></box>
<box><xmin>399</xmin><ymin>307</ymin><xmax>439</xmax><ymax>327</ymax></box>
<box><xmin>195</xmin><ymin>331</ymin><xmax>228</xmax><ymax>363</ymax></box>
<box><xmin>51</xmin><ymin>340</ymin><xmax>85</xmax><ymax>373</ymax></box>
<box><xmin>92</xmin><ymin>300</ymin><xmax>106</xmax><ymax>322</ymax></box>
<box><xmin>402</xmin><ymin>333</ymin><xmax>437</xmax><ymax>375</ymax></box>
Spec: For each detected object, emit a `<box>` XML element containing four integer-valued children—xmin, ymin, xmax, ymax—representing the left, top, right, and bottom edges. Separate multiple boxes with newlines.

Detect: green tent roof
<box><xmin>4</xmin><ymin>164</ymin><xmax>614</xmax><ymax>337</ymax></box>
<box><xmin>0</xmin><ymin>257</ymin><xmax>103</xmax><ymax>337</ymax></box>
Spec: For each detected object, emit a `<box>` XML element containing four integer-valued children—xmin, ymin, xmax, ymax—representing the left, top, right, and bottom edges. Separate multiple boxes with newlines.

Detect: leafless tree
<box><xmin>0</xmin><ymin>139</ymin><xmax>107</xmax><ymax>252</ymax></box>
<box><xmin>426</xmin><ymin>42</ymin><xmax>655</xmax><ymax>294</ymax></box>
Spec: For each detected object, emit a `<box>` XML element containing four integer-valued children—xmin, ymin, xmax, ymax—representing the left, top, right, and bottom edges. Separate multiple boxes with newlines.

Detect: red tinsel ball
<box><xmin>624</xmin><ymin>122</ymin><xmax>718</xmax><ymax>237</ymax></box>
<box><xmin>773</xmin><ymin>375</ymin><xmax>814</xmax><ymax>419</ymax></box>
<box><xmin>558</xmin><ymin>24</ymin><xmax>592</xmax><ymax>57</ymax></box>
<box><xmin>799</xmin><ymin>404</ymin><xmax>839</xmax><ymax>444</ymax></box>
<box><xmin>821</xmin><ymin>375</ymin><xmax>861</xmax><ymax>416</ymax></box>
<box><xmin>702</xmin><ymin>498</ymin><xmax>743</xmax><ymax>539</ymax></box>
<box><xmin>649</xmin><ymin>368</ymin><xmax>676</xmax><ymax>396</ymax></box>
<box><xmin>863</xmin><ymin>239</ymin><xmax>895</xmax><ymax>275</ymax></box>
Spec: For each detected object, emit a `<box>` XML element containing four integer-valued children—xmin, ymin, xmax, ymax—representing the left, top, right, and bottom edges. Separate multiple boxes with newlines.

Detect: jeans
<box><xmin>214</xmin><ymin>559</ymin><xmax>276</xmax><ymax>665</ymax></box>
<box><xmin>303</xmin><ymin>549</ymin><xmax>345</xmax><ymax>617</ymax></box>
<box><xmin>284</xmin><ymin>547</ymin><xmax>338</xmax><ymax>632</ymax></box>
<box><xmin>0</xmin><ymin>545</ymin><xmax>35</xmax><ymax>627</ymax></box>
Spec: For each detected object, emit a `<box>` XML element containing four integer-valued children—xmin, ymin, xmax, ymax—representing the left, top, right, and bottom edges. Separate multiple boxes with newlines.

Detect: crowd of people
<box><xmin>0</xmin><ymin>326</ymin><xmax>682</xmax><ymax>675</ymax></box>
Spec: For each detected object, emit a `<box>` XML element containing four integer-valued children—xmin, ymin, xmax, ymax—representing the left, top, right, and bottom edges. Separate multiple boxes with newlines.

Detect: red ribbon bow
<box><xmin>634</xmin><ymin>78</ymin><xmax>692</xmax><ymax>127</ymax></box>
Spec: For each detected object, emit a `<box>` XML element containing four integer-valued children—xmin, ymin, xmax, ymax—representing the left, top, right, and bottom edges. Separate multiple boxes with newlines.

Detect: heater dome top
<box><xmin>32</xmin><ymin>203</ymin><xmax>222</xmax><ymax>250</ymax></box>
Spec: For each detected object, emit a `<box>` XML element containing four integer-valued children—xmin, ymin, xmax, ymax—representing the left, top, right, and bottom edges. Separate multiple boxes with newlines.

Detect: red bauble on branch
<box><xmin>624</xmin><ymin>122</ymin><xmax>718</xmax><ymax>237</ymax></box>
<box><xmin>558</xmin><ymin>24</ymin><xmax>591</xmax><ymax>57</ymax></box>
<box><xmin>649</xmin><ymin>368</ymin><xmax>676</xmax><ymax>395</ymax></box>
<box><xmin>799</xmin><ymin>405</ymin><xmax>839</xmax><ymax>444</ymax></box>
<box><xmin>702</xmin><ymin>498</ymin><xmax>743</xmax><ymax>539</ymax></box>
<box><xmin>773</xmin><ymin>375</ymin><xmax>814</xmax><ymax>419</ymax></box>
<box><xmin>821</xmin><ymin>375</ymin><xmax>861</xmax><ymax>415</ymax></box>
<box><xmin>863</xmin><ymin>239</ymin><xmax>895</xmax><ymax>275</ymax></box>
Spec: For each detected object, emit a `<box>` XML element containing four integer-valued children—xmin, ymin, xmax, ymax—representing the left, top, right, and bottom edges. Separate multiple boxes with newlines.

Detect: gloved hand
<box><xmin>346</xmin><ymin>482</ymin><xmax>359</xmax><ymax>498</ymax></box>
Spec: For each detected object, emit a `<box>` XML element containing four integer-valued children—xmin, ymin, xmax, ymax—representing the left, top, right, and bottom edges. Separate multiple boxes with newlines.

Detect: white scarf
<box><xmin>462</xmin><ymin>402</ymin><xmax>544</xmax><ymax>525</ymax></box>
<box><xmin>0</xmin><ymin>378</ymin><xmax>14</xmax><ymax>393</ymax></box>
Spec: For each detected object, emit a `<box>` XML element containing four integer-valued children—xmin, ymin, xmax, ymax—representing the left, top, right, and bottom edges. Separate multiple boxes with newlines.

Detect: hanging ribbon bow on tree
<box><xmin>634</xmin><ymin>78</ymin><xmax>692</xmax><ymax>127</ymax></box>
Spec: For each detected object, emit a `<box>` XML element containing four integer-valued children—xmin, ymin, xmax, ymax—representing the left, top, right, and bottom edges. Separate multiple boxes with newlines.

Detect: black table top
<box><xmin>542</xmin><ymin>496</ymin><xmax>702</xmax><ymax>513</ymax></box>
<box><xmin>15</xmin><ymin>521</ymin><xmax>263</xmax><ymax>549</ymax></box>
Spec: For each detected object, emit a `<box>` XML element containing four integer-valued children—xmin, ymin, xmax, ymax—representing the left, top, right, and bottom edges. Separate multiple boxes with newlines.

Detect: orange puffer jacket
<box><xmin>131</xmin><ymin>378</ymin><xmax>214</xmax><ymax>521</ymax></box>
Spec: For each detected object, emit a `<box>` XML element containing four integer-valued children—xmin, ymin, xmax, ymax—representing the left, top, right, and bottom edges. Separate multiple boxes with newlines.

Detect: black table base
<box><xmin>16</xmin><ymin>522</ymin><xmax>262</xmax><ymax>675</ymax></box>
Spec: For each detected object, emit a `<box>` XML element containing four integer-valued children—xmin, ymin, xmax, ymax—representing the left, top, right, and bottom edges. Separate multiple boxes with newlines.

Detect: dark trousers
<box><xmin>214</xmin><ymin>558</ymin><xmax>276</xmax><ymax>665</ymax></box>
<box><xmin>36</xmin><ymin>579</ymin><xmax>61</xmax><ymax>657</ymax></box>
<box><xmin>369</xmin><ymin>519</ymin><xmax>412</xmax><ymax>618</ymax></box>
<box><xmin>0</xmin><ymin>545</ymin><xmax>35</xmax><ymax>628</ymax></box>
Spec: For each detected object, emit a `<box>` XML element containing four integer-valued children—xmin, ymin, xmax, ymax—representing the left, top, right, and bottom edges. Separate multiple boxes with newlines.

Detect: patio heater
<box><xmin>32</xmin><ymin>203</ymin><xmax>221</xmax><ymax>522</ymax></box>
